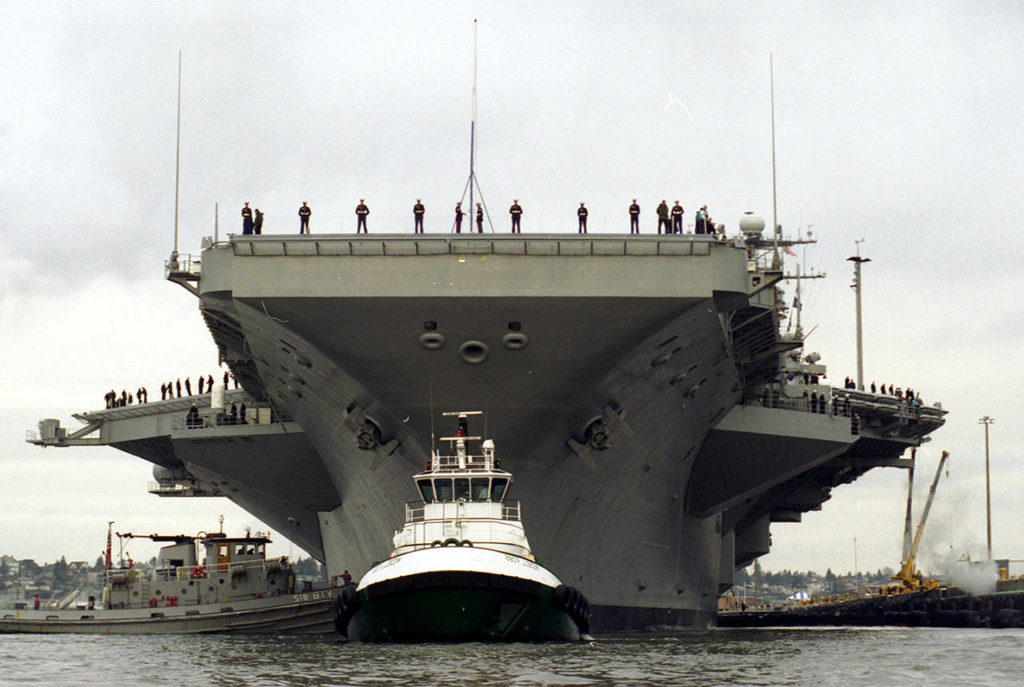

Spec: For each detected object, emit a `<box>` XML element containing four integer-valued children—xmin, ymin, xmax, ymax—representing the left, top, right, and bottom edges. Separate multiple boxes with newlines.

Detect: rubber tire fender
<box><xmin>333</xmin><ymin>586</ymin><xmax>360</xmax><ymax>637</ymax></box>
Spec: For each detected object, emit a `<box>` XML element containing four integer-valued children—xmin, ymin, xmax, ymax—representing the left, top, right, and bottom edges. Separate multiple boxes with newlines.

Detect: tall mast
<box><xmin>456</xmin><ymin>19</ymin><xmax>492</xmax><ymax>232</ymax></box>
<box><xmin>469</xmin><ymin>19</ymin><xmax>477</xmax><ymax>213</ymax></box>
<box><xmin>770</xmin><ymin>54</ymin><xmax>779</xmax><ymax>269</ymax></box>
<box><xmin>173</xmin><ymin>49</ymin><xmax>182</xmax><ymax>256</ymax></box>
<box><xmin>847</xmin><ymin>239</ymin><xmax>869</xmax><ymax>390</ymax></box>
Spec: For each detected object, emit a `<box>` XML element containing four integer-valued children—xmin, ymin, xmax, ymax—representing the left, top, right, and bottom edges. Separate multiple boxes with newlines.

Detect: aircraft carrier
<box><xmin>30</xmin><ymin>217</ymin><xmax>946</xmax><ymax>632</ymax></box>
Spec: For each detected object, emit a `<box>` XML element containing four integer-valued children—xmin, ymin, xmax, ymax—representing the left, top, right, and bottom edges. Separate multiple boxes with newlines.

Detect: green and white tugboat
<box><xmin>335</xmin><ymin>411</ymin><xmax>591</xmax><ymax>642</ymax></box>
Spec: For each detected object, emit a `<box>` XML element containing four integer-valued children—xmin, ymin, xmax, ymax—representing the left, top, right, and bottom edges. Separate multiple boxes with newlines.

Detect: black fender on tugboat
<box><xmin>552</xmin><ymin>584</ymin><xmax>591</xmax><ymax>635</ymax></box>
<box><xmin>442</xmin><ymin>537</ymin><xmax>461</xmax><ymax>547</ymax></box>
<box><xmin>332</xmin><ymin>586</ymin><xmax>361</xmax><ymax>637</ymax></box>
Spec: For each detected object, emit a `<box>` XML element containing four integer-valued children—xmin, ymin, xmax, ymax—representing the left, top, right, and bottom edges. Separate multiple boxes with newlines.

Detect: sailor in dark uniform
<box><xmin>299</xmin><ymin>202</ymin><xmax>311</xmax><ymax>234</ymax></box>
<box><xmin>242</xmin><ymin>203</ymin><xmax>253</xmax><ymax>235</ymax></box>
<box><xmin>629</xmin><ymin>199</ymin><xmax>640</xmax><ymax>233</ymax></box>
<box><xmin>671</xmin><ymin>201</ymin><xmax>683</xmax><ymax>234</ymax></box>
<box><xmin>656</xmin><ymin>200</ymin><xmax>670</xmax><ymax>234</ymax></box>
<box><xmin>355</xmin><ymin>200</ymin><xmax>369</xmax><ymax>233</ymax></box>
<box><xmin>577</xmin><ymin>202</ymin><xmax>588</xmax><ymax>233</ymax></box>
<box><xmin>454</xmin><ymin>202</ymin><xmax>463</xmax><ymax>233</ymax></box>
<box><xmin>475</xmin><ymin>203</ymin><xmax>484</xmax><ymax>233</ymax></box>
<box><xmin>413</xmin><ymin>199</ymin><xmax>425</xmax><ymax>233</ymax></box>
<box><xmin>253</xmin><ymin>209</ymin><xmax>264</xmax><ymax>235</ymax></box>
<box><xmin>509</xmin><ymin>200</ymin><xmax>522</xmax><ymax>233</ymax></box>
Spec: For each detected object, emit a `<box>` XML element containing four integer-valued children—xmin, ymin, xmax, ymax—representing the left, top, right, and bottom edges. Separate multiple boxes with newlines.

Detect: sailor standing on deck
<box><xmin>656</xmin><ymin>200</ymin><xmax>670</xmax><ymax>234</ymax></box>
<box><xmin>577</xmin><ymin>202</ymin><xmax>588</xmax><ymax>233</ymax></box>
<box><xmin>242</xmin><ymin>203</ymin><xmax>253</xmax><ymax>235</ymax></box>
<box><xmin>299</xmin><ymin>202</ymin><xmax>311</xmax><ymax>234</ymax></box>
<box><xmin>509</xmin><ymin>200</ymin><xmax>523</xmax><ymax>233</ymax></box>
<box><xmin>355</xmin><ymin>200</ymin><xmax>369</xmax><ymax>233</ymax></box>
<box><xmin>454</xmin><ymin>202</ymin><xmax>463</xmax><ymax>233</ymax></box>
<box><xmin>413</xmin><ymin>199</ymin><xmax>425</xmax><ymax>234</ymax></box>
<box><xmin>671</xmin><ymin>201</ymin><xmax>684</xmax><ymax>234</ymax></box>
<box><xmin>475</xmin><ymin>203</ymin><xmax>484</xmax><ymax>233</ymax></box>
<box><xmin>253</xmin><ymin>209</ymin><xmax>264</xmax><ymax>235</ymax></box>
<box><xmin>629</xmin><ymin>199</ymin><xmax>640</xmax><ymax>233</ymax></box>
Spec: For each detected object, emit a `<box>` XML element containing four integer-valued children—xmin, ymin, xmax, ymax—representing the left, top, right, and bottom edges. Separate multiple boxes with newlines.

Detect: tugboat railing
<box><xmin>404</xmin><ymin>501</ymin><xmax>521</xmax><ymax>523</ymax></box>
<box><xmin>106</xmin><ymin>556</ymin><xmax>288</xmax><ymax>586</ymax></box>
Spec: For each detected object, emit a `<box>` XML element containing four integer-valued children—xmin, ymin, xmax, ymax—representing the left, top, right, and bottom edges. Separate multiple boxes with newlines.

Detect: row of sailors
<box><xmin>239</xmin><ymin>200</ymin><xmax>724</xmax><ymax>236</ymax></box>
<box><xmin>805</xmin><ymin>390</ymin><xmax>924</xmax><ymax>416</ymax></box>
<box><xmin>841</xmin><ymin>376</ymin><xmax>921</xmax><ymax>402</ymax></box>
<box><xmin>103</xmin><ymin>372</ymin><xmax>240</xmax><ymax>408</ymax></box>
<box><xmin>762</xmin><ymin>386</ymin><xmax>925</xmax><ymax>415</ymax></box>
<box><xmin>185</xmin><ymin>402</ymin><xmax>249</xmax><ymax>428</ymax></box>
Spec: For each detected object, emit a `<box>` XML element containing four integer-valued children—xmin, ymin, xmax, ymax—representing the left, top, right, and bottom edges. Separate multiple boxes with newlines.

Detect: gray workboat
<box><xmin>0</xmin><ymin>529</ymin><xmax>337</xmax><ymax>634</ymax></box>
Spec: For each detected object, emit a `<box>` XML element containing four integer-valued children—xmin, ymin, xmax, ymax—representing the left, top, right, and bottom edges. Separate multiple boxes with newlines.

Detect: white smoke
<box><xmin>936</xmin><ymin>548</ymin><xmax>999</xmax><ymax>595</ymax></box>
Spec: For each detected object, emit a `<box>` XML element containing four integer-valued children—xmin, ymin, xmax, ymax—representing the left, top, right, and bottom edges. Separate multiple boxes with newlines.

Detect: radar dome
<box><xmin>739</xmin><ymin>211</ymin><xmax>765</xmax><ymax>237</ymax></box>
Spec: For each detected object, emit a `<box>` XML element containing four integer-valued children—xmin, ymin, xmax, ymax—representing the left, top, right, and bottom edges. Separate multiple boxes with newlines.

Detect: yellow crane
<box><xmin>891</xmin><ymin>450</ymin><xmax>949</xmax><ymax>592</ymax></box>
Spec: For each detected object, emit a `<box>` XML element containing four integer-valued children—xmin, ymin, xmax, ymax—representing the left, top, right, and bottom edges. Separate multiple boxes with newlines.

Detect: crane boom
<box><xmin>893</xmin><ymin>450</ymin><xmax>949</xmax><ymax>590</ymax></box>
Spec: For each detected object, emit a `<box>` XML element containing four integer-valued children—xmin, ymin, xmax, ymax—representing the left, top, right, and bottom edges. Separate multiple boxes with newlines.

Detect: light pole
<box><xmin>979</xmin><ymin>416</ymin><xmax>995</xmax><ymax>559</ymax></box>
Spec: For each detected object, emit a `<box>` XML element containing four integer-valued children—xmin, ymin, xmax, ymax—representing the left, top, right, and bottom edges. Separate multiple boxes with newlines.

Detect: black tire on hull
<box><xmin>332</xmin><ymin>587</ymin><xmax>360</xmax><ymax>637</ymax></box>
<box><xmin>552</xmin><ymin>584</ymin><xmax>591</xmax><ymax>635</ymax></box>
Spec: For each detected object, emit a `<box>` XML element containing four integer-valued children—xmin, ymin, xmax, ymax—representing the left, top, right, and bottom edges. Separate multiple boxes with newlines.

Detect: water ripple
<box><xmin>0</xmin><ymin>628</ymin><xmax>1022</xmax><ymax>686</ymax></box>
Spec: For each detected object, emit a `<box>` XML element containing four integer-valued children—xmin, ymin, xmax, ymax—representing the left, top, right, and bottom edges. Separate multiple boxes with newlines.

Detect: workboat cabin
<box><xmin>393</xmin><ymin>411</ymin><xmax>531</xmax><ymax>559</ymax></box>
<box><xmin>105</xmin><ymin>531</ymin><xmax>295</xmax><ymax>610</ymax></box>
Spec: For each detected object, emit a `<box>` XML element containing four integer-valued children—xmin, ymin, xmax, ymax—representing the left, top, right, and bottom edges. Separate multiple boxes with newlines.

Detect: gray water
<box><xmin>1</xmin><ymin>628</ymin><xmax>1021</xmax><ymax>686</ymax></box>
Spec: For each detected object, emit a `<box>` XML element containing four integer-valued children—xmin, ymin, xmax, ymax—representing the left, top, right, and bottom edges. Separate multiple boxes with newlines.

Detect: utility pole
<box><xmin>979</xmin><ymin>416</ymin><xmax>995</xmax><ymax>559</ymax></box>
<box><xmin>847</xmin><ymin>240</ymin><xmax>870</xmax><ymax>390</ymax></box>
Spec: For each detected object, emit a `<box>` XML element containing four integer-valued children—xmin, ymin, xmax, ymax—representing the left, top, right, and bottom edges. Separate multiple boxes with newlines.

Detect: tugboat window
<box><xmin>491</xmin><ymin>478</ymin><xmax>508</xmax><ymax>501</ymax></box>
<box><xmin>471</xmin><ymin>478</ymin><xmax>490</xmax><ymax>501</ymax></box>
<box><xmin>454</xmin><ymin>478</ymin><xmax>470</xmax><ymax>501</ymax></box>
<box><xmin>434</xmin><ymin>479</ymin><xmax>453</xmax><ymax>501</ymax></box>
<box><xmin>417</xmin><ymin>479</ymin><xmax>434</xmax><ymax>502</ymax></box>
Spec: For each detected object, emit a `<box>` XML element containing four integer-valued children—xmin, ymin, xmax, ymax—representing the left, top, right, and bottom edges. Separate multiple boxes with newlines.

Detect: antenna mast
<box><xmin>770</xmin><ymin>53</ymin><xmax>779</xmax><ymax>269</ymax></box>
<box><xmin>470</xmin><ymin>18</ymin><xmax>477</xmax><ymax>213</ymax></box>
<box><xmin>173</xmin><ymin>49</ymin><xmax>182</xmax><ymax>256</ymax></box>
<box><xmin>456</xmin><ymin>19</ymin><xmax>493</xmax><ymax>232</ymax></box>
<box><xmin>847</xmin><ymin>239</ymin><xmax>870</xmax><ymax>390</ymax></box>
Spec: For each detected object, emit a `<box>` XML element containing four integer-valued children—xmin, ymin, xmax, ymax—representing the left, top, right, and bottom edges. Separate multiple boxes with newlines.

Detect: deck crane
<box><xmin>891</xmin><ymin>450</ymin><xmax>950</xmax><ymax>591</ymax></box>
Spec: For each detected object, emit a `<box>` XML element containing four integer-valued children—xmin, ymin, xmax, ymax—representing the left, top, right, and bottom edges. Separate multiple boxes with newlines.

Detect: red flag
<box><xmin>782</xmin><ymin>246</ymin><xmax>797</xmax><ymax>257</ymax></box>
<box><xmin>105</xmin><ymin>522</ymin><xmax>112</xmax><ymax>572</ymax></box>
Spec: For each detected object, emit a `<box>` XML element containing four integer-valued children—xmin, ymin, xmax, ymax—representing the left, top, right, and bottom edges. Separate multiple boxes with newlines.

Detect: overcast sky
<box><xmin>1</xmin><ymin>1</ymin><xmax>1022</xmax><ymax>576</ymax></box>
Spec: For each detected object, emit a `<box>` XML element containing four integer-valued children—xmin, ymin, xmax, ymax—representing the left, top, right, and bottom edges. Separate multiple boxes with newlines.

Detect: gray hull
<box><xmin>0</xmin><ymin>590</ymin><xmax>337</xmax><ymax>634</ymax></box>
<box><xmin>33</xmin><ymin>234</ymin><xmax>945</xmax><ymax>633</ymax></box>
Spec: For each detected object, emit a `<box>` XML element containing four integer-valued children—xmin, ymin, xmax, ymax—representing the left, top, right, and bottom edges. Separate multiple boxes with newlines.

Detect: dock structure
<box><xmin>720</xmin><ymin>580</ymin><xmax>1024</xmax><ymax>629</ymax></box>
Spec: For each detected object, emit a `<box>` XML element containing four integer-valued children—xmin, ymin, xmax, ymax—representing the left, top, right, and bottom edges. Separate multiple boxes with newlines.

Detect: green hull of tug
<box><xmin>346</xmin><ymin>584</ymin><xmax>579</xmax><ymax>642</ymax></box>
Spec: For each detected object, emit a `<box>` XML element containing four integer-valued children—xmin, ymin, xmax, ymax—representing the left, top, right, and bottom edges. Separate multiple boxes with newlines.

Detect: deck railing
<box><xmin>404</xmin><ymin>500</ymin><xmax>521</xmax><ymax>524</ymax></box>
